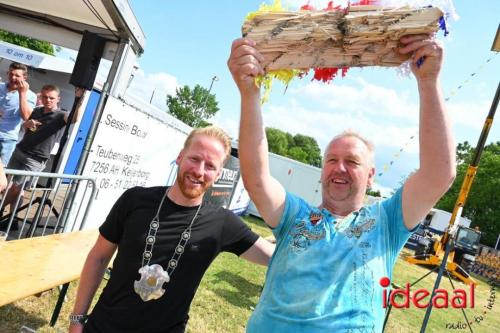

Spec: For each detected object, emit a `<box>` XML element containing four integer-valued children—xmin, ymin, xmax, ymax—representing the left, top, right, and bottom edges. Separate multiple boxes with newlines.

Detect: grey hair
<box><xmin>323</xmin><ymin>130</ymin><xmax>375</xmax><ymax>167</ymax></box>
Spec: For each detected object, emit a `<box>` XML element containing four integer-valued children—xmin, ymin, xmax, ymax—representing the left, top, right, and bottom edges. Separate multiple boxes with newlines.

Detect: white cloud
<box><xmin>252</xmin><ymin>77</ymin><xmax>497</xmax><ymax>189</ymax></box>
<box><xmin>372</xmin><ymin>182</ymin><xmax>395</xmax><ymax>197</ymax></box>
<box><xmin>293</xmin><ymin>78</ymin><xmax>416</xmax><ymax>120</ymax></box>
<box><xmin>126</xmin><ymin>69</ymin><xmax>179</xmax><ymax>110</ymax></box>
<box><xmin>258</xmin><ymin>98</ymin><xmax>421</xmax><ymax>189</ymax></box>
<box><xmin>445</xmin><ymin>97</ymin><xmax>500</xmax><ymax>147</ymax></box>
<box><xmin>212</xmin><ymin>115</ymin><xmax>239</xmax><ymax>141</ymax></box>
<box><xmin>255</xmin><ymin>79</ymin><xmax>425</xmax><ymax>189</ymax></box>
<box><xmin>447</xmin><ymin>100</ymin><xmax>489</xmax><ymax>131</ymax></box>
<box><xmin>262</xmin><ymin>79</ymin><xmax>420</xmax><ymax>154</ymax></box>
<box><xmin>264</xmin><ymin>101</ymin><xmax>419</xmax><ymax>153</ymax></box>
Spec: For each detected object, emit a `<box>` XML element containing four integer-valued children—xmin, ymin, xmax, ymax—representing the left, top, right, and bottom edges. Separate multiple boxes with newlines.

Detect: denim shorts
<box><xmin>7</xmin><ymin>149</ymin><xmax>47</xmax><ymax>187</ymax></box>
<box><xmin>0</xmin><ymin>138</ymin><xmax>17</xmax><ymax>165</ymax></box>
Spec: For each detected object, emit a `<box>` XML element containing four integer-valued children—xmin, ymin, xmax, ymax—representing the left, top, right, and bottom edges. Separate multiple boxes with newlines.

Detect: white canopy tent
<box><xmin>0</xmin><ymin>0</ymin><xmax>145</xmax><ymax>59</ymax></box>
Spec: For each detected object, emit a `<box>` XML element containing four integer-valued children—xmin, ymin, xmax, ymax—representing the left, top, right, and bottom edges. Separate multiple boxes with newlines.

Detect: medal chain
<box><xmin>141</xmin><ymin>187</ymin><xmax>202</xmax><ymax>278</ymax></box>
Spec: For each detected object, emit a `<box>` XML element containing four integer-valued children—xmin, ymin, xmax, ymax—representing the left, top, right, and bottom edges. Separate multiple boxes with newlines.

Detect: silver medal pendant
<box><xmin>134</xmin><ymin>264</ymin><xmax>170</xmax><ymax>301</ymax></box>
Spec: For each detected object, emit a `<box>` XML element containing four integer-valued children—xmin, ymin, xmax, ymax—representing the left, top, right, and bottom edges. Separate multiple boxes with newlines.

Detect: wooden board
<box><xmin>0</xmin><ymin>230</ymin><xmax>98</xmax><ymax>306</ymax></box>
<box><xmin>243</xmin><ymin>5</ymin><xmax>443</xmax><ymax>70</ymax></box>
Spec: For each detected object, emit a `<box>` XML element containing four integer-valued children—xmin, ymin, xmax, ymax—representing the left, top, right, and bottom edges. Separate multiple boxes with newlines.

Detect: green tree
<box><xmin>456</xmin><ymin>141</ymin><xmax>473</xmax><ymax>164</ymax></box>
<box><xmin>287</xmin><ymin>146</ymin><xmax>308</xmax><ymax>164</ymax></box>
<box><xmin>366</xmin><ymin>189</ymin><xmax>381</xmax><ymax>197</ymax></box>
<box><xmin>166</xmin><ymin>84</ymin><xmax>219</xmax><ymax>127</ymax></box>
<box><xmin>266</xmin><ymin>128</ymin><xmax>289</xmax><ymax>156</ymax></box>
<box><xmin>435</xmin><ymin>141</ymin><xmax>500</xmax><ymax>246</ymax></box>
<box><xmin>0</xmin><ymin>30</ymin><xmax>54</xmax><ymax>55</ymax></box>
<box><xmin>265</xmin><ymin>127</ymin><xmax>322</xmax><ymax>168</ymax></box>
<box><xmin>285</xmin><ymin>132</ymin><xmax>294</xmax><ymax>150</ymax></box>
<box><xmin>292</xmin><ymin>134</ymin><xmax>322</xmax><ymax>167</ymax></box>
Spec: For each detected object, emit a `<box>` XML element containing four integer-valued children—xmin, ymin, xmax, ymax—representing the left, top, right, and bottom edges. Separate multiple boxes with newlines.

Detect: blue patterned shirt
<box><xmin>247</xmin><ymin>187</ymin><xmax>414</xmax><ymax>333</ymax></box>
<box><xmin>0</xmin><ymin>82</ymin><xmax>36</xmax><ymax>140</ymax></box>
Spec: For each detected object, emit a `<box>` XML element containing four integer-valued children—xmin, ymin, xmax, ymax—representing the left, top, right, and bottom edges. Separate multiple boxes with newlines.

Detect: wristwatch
<box><xmin>69</xmin><ymin>314</ymin><xmax>88</xmax><ymax>325</ymax></box>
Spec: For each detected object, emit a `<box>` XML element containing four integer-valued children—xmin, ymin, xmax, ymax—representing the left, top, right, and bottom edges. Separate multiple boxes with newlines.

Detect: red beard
<box><xmin>177</xmin><ymin>172</ymin><xmax>210</xmax><ymax>199</ymax></box>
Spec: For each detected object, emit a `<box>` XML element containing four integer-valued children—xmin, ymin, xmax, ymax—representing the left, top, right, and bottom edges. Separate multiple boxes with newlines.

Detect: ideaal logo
<box><xmin>380</xmin><ymin>276</ymin><xmax>497</xmax><ymax>330</ymax></box>
<box><xmin>380</xmin><ymin>277</ymin><xmax>475</xmax><ymax>309</ymax></box>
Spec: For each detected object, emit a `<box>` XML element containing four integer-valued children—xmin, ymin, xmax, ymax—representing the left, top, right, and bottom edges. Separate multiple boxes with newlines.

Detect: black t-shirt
<box><xmin>85</xmin><ymin>186</ymin><xmax>259</xmax><ymax>333</ymax></box>
<box><xmin>17</xmin><ymin>106</ymin><xmax>66</xmax><ymax>160</ymax></box>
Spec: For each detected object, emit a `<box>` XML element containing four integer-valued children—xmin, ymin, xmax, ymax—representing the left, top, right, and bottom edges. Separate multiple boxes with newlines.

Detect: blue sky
<box><xmin>127</xmin><ymin>0</ymin><xmax>499</xmax><ymax>193</ymax></box>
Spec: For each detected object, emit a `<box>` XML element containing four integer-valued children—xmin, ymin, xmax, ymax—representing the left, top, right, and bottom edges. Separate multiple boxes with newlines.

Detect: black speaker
<box><xmin>70</xmin><ymin>31</ymin><xmax>105</xmax><ymax>90</ymax></box>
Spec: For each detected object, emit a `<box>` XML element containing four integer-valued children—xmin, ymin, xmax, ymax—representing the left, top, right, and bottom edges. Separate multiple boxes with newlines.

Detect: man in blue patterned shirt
<box><xmin>228</xmin><ymin>33</ymin><xmax>456</xmax><ymax>333</ymax></box>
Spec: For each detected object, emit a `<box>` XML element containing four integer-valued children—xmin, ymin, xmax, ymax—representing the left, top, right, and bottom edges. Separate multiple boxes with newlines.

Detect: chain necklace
<box><xmin>134</xmin><ymin>187</ymin><xmax>202</xmax><ymax>302</ymax></box>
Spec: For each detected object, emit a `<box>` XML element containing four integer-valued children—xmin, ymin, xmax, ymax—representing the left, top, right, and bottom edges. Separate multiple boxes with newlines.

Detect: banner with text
<box><xmin>205</xmin><ymin>155</ymin><xmax>240</xmax><ymax>209</ymax></box>
<box><xmin>82</xmin><ymin>97</ymin><xmax>188</xmax><ymax>228</ymax></box>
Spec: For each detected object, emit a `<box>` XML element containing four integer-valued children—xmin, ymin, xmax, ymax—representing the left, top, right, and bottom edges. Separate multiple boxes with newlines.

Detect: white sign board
<box><xmin>228</xmin><ymin>175</ymin><xmax>251</xmax><ymax>215</ymax></box>
<box><xmin>0</xmin><ymin>41</ymin><xmax>74</xmax><ymax>73</ymax></box>
<box><xmin>81</xmin><ymin>97</ymin><xmax>188</xmax><ymax>228</ymax></box>
<box><xmin>0</xmin><ymin>41</ymin><xmax>44</xmax><ymax>67</ymax></box>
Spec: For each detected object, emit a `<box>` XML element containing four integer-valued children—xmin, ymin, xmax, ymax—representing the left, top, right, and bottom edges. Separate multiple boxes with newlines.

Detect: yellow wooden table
<box><xmin>0</xmin><ymin>229</ymin><xmax>99</xmax><ymax>325</ymax></box>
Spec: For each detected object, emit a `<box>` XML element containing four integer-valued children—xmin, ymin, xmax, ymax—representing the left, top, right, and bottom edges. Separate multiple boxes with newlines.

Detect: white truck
<box><xmin>406</xmin><ymin>208</ymin><xmax>472</xmax><ymax>249</ymax></box>
<box><xmin>422</xmin><ymin>208</ymin><xmax>472</xmax><ymax>232</ymax></box>
<box><xmin>246</xmin><ymin>152</ymin><xmax>322</xmax><ymax>217</ymax></box>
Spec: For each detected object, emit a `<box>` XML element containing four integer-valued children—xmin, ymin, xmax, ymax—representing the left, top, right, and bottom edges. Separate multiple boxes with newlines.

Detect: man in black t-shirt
<box><xmin>70</xmin><ymin>126</ymin><xmax>275</xmax><ymax>333</ymax></box>
<box><xmin>2</xmin><ymin>85</ymin><xmax>85</xmax><ymax>217</ymax></box>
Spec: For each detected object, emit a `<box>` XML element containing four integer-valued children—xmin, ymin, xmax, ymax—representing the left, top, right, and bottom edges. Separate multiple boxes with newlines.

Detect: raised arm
<box><xmin>228</xmin><ymin>38</ymin><xmax>286</xmax><ymax>228</ymax></box>
<box><xmin>399</xmin><ymin>34</ymin><xmax>456</xmax><ymax>230</ymax></box>
<box><xmin>65</xmin><ymin>88</ymin><xmax>87</xmax><ymax>124</ymax></box>
<box><xmin>69</xmin><ymin>235</ymin><xmax>117</xmax><ymax>333</ymax></box>
<box><xmin>17</xmin><ymin>80</ymin><xmax>33</xmax><ymax>120</ymax></box>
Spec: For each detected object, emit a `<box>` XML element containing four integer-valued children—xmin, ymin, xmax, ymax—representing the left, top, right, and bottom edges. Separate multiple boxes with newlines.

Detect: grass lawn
<box><xmin>0</xmin><ymin>216</ymin><xmax>497</xmax><ymax>332</ymax></box>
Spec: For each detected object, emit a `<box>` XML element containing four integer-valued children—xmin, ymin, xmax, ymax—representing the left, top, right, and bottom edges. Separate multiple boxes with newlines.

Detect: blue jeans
<box><xmin>0</xmin><ymin>138</ymin><xmax>17</xmax><ymax>165</ymax></box>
